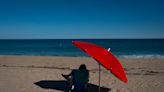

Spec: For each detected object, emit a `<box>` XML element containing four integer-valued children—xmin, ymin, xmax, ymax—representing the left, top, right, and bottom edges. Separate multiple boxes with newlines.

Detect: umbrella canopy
<box><xmin>72</xmin><ymin>41</ymin><xmax>128</xmax><ymax>83</ymax></box>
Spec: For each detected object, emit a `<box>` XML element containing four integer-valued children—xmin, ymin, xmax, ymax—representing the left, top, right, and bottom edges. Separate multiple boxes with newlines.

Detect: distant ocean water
<box><xmin>0</xmin><ymin>39</ymin><xmax>164</xmax><ymax>58</ymax></box>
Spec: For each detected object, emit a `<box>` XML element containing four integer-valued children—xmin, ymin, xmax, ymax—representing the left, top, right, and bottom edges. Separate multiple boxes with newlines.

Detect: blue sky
<box><xmin>0</xmin><ymin>0</ymin><xmax>163</xmax><ymax>39</ymax></box>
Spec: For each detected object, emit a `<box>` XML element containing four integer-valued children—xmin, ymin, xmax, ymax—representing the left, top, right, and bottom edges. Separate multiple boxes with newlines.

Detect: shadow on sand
<box><xmin>34</xmin><ymin>80</ymin><xmax>111</xmax><ymax>92</ymax></box>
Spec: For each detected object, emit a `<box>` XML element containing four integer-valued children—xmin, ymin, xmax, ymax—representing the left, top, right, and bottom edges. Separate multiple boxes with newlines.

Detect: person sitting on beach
<box><xmin>62</xmin><ymin>64</ymin><xmax>89</xmax><ymax>92</ymax></box>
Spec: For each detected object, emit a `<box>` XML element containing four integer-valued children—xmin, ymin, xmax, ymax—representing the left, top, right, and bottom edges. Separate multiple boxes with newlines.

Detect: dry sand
<box><xmin>0</xmin><ymin>55</ymin><xmax>164</xmax><ymax>92</ymax></box>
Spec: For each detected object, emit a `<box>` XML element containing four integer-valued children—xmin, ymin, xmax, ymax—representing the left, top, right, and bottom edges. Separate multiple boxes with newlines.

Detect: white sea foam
<box><xmin>119</xmin><ymin>54</ymin><xmax>164</xmax><ymax>59</ymax></box>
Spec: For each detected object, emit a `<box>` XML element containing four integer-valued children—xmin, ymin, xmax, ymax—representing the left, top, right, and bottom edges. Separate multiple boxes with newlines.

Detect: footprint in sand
<box><xmin>112</xmin><ymin>88</ymin><xmax>131</xmax><ymax>92</ymax></box>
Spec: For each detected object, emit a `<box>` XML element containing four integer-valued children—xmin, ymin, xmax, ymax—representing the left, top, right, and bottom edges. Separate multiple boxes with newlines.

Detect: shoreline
<box><xmin>0</xmin><ymin>54</ymin><xmax>164</xmax><ymax>59</ymax></box>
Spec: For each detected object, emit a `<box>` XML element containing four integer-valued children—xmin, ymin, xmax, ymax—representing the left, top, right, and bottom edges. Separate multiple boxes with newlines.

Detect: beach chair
<box><xmin>70</xmin><ymin>69</ymin><xmax>89</xmax><ymax>92</ymax></box>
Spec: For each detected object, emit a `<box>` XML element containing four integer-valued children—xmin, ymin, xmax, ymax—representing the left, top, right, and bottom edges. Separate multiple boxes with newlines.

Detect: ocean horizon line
<box><xmin>0</xmin><ymin>38</ymin><xmax>164</xmax><ymax>40</ymax></box>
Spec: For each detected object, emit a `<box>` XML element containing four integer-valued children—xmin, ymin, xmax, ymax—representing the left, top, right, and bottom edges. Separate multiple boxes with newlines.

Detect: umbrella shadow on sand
<box><xmin>34</xmin><ymin>80</ymin><xmax>111</xmax><ymax>92</ymax></box>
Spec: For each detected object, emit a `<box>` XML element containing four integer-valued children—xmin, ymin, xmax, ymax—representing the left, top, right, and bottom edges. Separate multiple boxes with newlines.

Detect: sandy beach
<box><xmin>0</xmin><ymin>55</ymin><xmax>164</xmax><ymax>92</ymax></box>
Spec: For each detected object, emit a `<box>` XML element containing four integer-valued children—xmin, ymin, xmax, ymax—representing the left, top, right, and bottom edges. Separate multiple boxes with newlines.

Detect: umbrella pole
<box><xmin>98</xmin><ymin>63</ymin><xmax>101</xmax><ymax>92</ymax></box>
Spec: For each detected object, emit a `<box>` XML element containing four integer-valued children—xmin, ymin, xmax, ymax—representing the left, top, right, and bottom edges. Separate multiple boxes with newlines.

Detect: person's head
<box><xmin>79</xmin><ymin>64</ymin><xmax>87</xmax><ymax>70</ymax></box>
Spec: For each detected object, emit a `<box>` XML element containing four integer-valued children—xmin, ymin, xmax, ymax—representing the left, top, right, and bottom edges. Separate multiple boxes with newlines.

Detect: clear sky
<box><xmin>0</xmin><ymin>0</ymin><xmax>163</xmax><ymax>39</ymax></box>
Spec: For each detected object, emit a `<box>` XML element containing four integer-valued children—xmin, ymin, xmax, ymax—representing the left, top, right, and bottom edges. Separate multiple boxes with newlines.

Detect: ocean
<box><xmin>0</xmin><ymin>39</ymin><xmax>164</xmax><ymax>58</ymax></box>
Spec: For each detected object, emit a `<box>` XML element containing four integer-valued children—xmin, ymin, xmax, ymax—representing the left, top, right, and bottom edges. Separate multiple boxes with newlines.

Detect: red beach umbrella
<box><xmin>72</xmin><ymin>41</ymin><xmax>128</xmax><ymax>91</ymax></box>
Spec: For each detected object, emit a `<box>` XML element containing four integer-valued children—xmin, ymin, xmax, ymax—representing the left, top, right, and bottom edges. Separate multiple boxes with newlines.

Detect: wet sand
<box><xmin>0</xmin><ymin>55</ymin><xmax>164</xmax><ymax>92</ymax></box>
